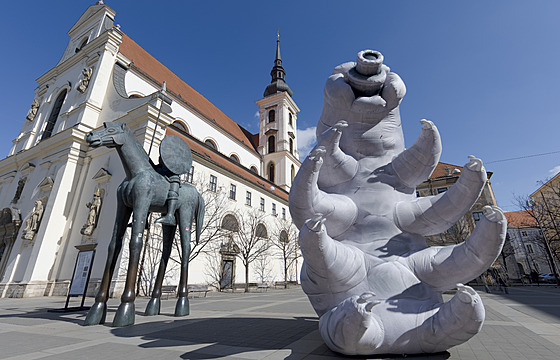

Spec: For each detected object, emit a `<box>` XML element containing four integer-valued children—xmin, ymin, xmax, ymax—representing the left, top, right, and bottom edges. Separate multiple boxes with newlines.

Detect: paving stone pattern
<box><xmin>0</xmin><ymin>286</ymin><xmax>559</xmax><ymax>359</ymax></box>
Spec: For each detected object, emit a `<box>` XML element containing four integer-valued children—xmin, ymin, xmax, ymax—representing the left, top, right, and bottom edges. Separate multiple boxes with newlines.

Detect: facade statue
<box><xmin>288</xmin><ymin>50</ymin><xmax>506</xmax><ymax>355</ymax></box>
<box><xmin>80</xmin><ymin>188</ymin><xmax>102</xmax><ymax>236</ymax></box>
<box><xmin>22</xmin><ymin>199</ymin><xmax>45</xmax><ymax>241</ymax></box>
<box><xmin>84</xmin><ymin>122</ymin><xmax>204</xmax><ymax>327</ymax></box>
<box><xmin>26</xmin><ymin>98</ymin><xmax>40</xmax><ymax>121</ymax></box>
<box><xmin>77</xmin><ymin>67</ymin><xmax>93</xmax><ymax>93</ymax></box>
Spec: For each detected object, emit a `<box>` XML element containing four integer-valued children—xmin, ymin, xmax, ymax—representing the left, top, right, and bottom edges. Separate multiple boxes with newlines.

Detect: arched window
<box><xmin>268</xmin><ymin>162</ymin><xmax>275</xmax><ymax>183</ymax></box>
<box><xmin>255</xmin><ymin>223</ymin><xmax>268</xmax><ymax>239</ymax></box>
<box><xmin>291</xmin><ymin>165</ymin><xmax>296</xmax><ymax>184</ymax></box>
<box><xmin>172</xmin><ymin>121</ymin><xmax>188</xmax><ymax>133</ymax></box>
<box><xmin>221</xmin><ymin>214</ymin><xmax>239</xmax><ymax>232</ymax></box>
<box><xmin>41</xmin><ymin>89</ymin><xmax>67</xmax><ymax>141</ymax></box>
<box><xmin>279</xmin><ymin>230</ymin><xmax>289</xmax><ymax>244</ymax></box>
<box><xmin>250</xmin><ymin>166</ymin><xmax>258</xmax><ymax>174</ymax></box>
<box><xmin>230</xmin><ymin>154</ymin><xmax>240</xmax><ymax>163</ymax></box>
<box><xmin>268</xmin><ymin>136</ymin><xmax>275</xmax><ymax>153</ymax></box>
<box><xmin>75</xmin><ymin>38</ymin><xmax>88</xmax><ymax>53</ymax></box>
<box><xmin>289</xmin><ymin>138</ymin><xmax>294</xmax><ymax>154</ymax></box>
<box><xmin>205</xmin><ymin>139</ymin><xmax>217</xmax><ymax>149</ymax></box>
<box><xmin>268</xmin><ymin>109</ymin><xmax>275</xmax><ymax>123</ymax></box>
<box><xmin>288</xmin><ymin>113</ymin><xmax>293</xmax><ymax>126</ymax></box>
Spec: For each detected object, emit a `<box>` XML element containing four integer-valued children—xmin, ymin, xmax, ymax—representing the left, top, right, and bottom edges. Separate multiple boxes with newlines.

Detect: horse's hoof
<box><xmin>112</xmin><ymin>302</ymin><xmax>135</xmax><ymax>327</ymax></box>
<box><xmin>145</xmin><ymin>297</ymin><xmax>161</xmax><ymax>316</ymax></box>
<box><xmin>84</xmin><ymin>302</ymin><xmax>107</xmax><ymax>326</ymax></box>
<box><xmin>174</xmin><ymin>296</ymin><xmax>190</xmax><ymax>317</ymax></box>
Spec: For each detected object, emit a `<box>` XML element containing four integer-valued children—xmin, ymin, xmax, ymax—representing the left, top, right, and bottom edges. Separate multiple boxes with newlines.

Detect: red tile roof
<box><xmin>428</xmin><ymin>161</ymin><xmax>493</xmax><ymax>180</ymax></box>
<box><xmin>118</xmin><ymin>33</ymin><xmax>258</xmax><ymax>153</ymax></box>
<box><xmin>166</xmin><ymin>127</ymin><xmax>288</xmax><ymax>203</ymax></box>
<box><xmin>504</xmin><ymin>210</ymin><xmax>538</xmax><ymax>227</ymax></box>
<box><xmin>429</xmin><ymin>162</ymin><xmax>463</xmax><ymax>179</ymax></box>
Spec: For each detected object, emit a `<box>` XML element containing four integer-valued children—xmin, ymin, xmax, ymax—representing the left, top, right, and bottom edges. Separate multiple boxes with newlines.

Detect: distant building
<box><xmin>417</xmin><ymin>162</ymin><xmax>498</xmax><ymax>247</ymax></box>
<box><xmin>529</xmin><ymin>172</ymin><xmax>560</xmax><ymax>266</ymax></box>
<box><xmin>0</xmin><ymin>2</ymin><xmax>300</xmax><ymax>298</ymax></box>
<box><xmin>503</xmin><ymin>210</ymin><xmax>552</xmax><ymax>279</ymax></box>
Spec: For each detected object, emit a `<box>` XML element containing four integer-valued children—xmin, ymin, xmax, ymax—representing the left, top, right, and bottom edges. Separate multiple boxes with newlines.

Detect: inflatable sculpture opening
<box><xmin>288</xmin><ymin>50</ymin><xmax>506</xmax><ymax>355</ymax></box>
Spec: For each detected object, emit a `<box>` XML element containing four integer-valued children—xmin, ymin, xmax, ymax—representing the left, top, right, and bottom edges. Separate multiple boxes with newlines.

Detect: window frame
<box><xmin>209</xmin><ymin>175</ymin><xmax>217</xmax><ymax>192</ymax></box>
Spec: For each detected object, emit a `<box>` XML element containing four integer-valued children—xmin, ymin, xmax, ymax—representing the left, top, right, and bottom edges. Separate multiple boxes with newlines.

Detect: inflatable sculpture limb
<box><xmin>289</xmin><ymin>50</ymin><xmax>507</xmax><ymax>355</ymax></box>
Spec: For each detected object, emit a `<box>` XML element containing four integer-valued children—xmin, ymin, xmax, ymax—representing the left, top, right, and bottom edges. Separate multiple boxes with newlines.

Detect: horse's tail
<box><xmin>195</xmin><ymin>192</ymin><xmax>205</xmax><ymax>245</ymax></box>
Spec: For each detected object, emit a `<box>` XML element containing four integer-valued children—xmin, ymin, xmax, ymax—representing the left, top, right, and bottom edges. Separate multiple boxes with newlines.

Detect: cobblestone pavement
<box><xmin>0</xmin><ymin>285</ymin><xmax>559</xmax><ymax>359</ymax></box>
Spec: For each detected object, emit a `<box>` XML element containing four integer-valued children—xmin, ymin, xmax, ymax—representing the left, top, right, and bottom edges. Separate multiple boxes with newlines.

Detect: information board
<box><xmin>68</xmin><ymin>250</ymin><xmax>94</xmax><ymax>295</ymax></box>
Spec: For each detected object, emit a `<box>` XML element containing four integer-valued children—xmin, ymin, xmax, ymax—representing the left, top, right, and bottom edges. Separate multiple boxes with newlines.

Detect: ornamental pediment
<box><xmin>38</xmin><ymin>177</ymin><xmax>54</xmax><ymax>191</ymax></box>
<box><xmin>19</xmin><ymin>163</ymin><xmax>36</xmax><ymax>174</ymax></box>
<box><xmin>92</xmin><ymin>168</ymin><xmax>111</xmax><ymax>183</ymax></box>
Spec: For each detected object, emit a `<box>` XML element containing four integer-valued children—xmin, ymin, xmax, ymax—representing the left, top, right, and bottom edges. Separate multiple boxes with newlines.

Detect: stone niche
<box><xmin>0</xmin><ymin>208</ymin><xmax>22</xmax><ymax>284</ymax></box>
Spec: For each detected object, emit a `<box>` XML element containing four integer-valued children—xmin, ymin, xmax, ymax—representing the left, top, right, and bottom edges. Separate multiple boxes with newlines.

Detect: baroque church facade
<box><xmin>0</xmin><ymin>2</ymin><xmax>301</xmax><ymax>298</ymax></box>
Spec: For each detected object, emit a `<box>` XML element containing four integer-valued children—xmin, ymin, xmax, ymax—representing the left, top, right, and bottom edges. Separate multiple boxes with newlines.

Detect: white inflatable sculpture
<box><xmin>289</xmin><ymin>50</ymin><xmax>506</xmax><ymax>355</ymax></box>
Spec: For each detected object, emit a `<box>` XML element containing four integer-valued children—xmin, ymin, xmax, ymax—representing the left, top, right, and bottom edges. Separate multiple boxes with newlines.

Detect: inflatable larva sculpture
<box><xmin>289</xmin><ymin>50</ymin><xmax>506</xmax><ymax>355</ymax></box>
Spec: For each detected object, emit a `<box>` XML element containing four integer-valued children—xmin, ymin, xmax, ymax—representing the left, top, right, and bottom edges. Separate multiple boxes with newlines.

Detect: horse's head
<box><xmin>86</xmin><ymin>122</ymin><xmax>127</xmax><ymax>148</ymax></box>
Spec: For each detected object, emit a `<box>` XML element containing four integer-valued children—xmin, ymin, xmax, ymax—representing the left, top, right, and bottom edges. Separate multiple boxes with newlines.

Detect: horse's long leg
<box><xmin>175</xmin><ymin>209</ymin><xmax>192</xmax><ymax>316</ymax></box>
<box><xmin>84</xmin><ymin>197</ymin><xmax>131</xmax><ymax>326</ymax></box>
<box><xmin>112</xmin><ymin>201</ymin><xmax>150</xmax><ymax>327</ymax></box>
<box><xmin>145</xmin><ymin>224</ymin><xmax>176</xmax><ymax>316</ymax></box>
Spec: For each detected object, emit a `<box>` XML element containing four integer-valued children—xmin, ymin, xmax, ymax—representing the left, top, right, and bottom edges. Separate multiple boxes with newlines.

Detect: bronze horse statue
<box><xmin>84</xmin><ymin>121</ymin><xmax>204</xmax><ymax>327</ymax></box>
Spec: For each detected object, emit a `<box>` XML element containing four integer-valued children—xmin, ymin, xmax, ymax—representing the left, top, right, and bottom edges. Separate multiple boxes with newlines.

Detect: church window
<box><xmin>41</xmin><ymin>89</ymin><xmax>67</xmax><ymax>141</ymax></box>
<box><xmin>472</xmin><ymin>211</ymin><xmax>483</xmax><ymax>222</ymax></box>
<box><xmin>250</xmin><ymin>166</ymin><xmax>258</xmax><ymax>174</ymax></box>
<box><xmin>221</xmin><ymin>214</ymin><xmax>239</xmax><ymax>232</ymax></box>
<box><xmin>268</xmin><ymin>136</ymin><xmax>276</xmax><ymax>153</ymax></box>
<box><xmin>272</xmin><ymin>203</ymin><xmax>277</xmax><ymax>216</ymax></box>
<box><xmin>280</xmin><ymin>230</ymin><xmax>289</xmax><ymax>244</ymax></box>
<box><xmin>282</xmin><ymin>208</ymin><xmax>286</xmax><ymax>220</ymax></box>
<box><xmin>526</xmin><ymin>244</ymin><xmax>534</xmax><ymax>254</ymax></box>
<box><xmin>246</xmin><ymin>191</ymin><xmax>252</xmax><ymax>206</ymax></box>
<box><xmin>268</xmin><ymin>162</ymin><xmax>275</xmax><ymax>183</ymax></box>
<box><xmin>209</xmin><ymin>175</ymin><xmax>217</xmax><ymax>192</ymax></box>
<box><xmin>291</xmin><ymin>165</ymin><xmax>295</xmax><ymax>184</ymax></box>
<box><xmin>229</xmin><ymin>184</ymin><xmax>237</xmax><ymax>200</ymax></box>
<box><xmin>260</xmin><ymin>197</ymin><xmax>265</xmax><ymax>211</ymax></box>
<box><xmin>75</xmin><ymin>38</ymin><xmax>88</xmax><ymax>53</ymax></box>
<box><xmin>268</xmin><ymin>109</ymin><xmax>275</xmax><ymax>123</ymax></box>
<box><xmin>181</xmin><ymin>166</ymin><xmax>194</xmax><ymax>183</ymax></box>
<box><xmin>172</xmin><ymin>121</ymin><xmax>188</xmax><ymax>133</ymax></box>
<box><xmin>205</xmin><ymin>139</ymin><xmax>217</xmax><ymax>149</ymax></box>
<box><xmin>255</xmin><ymin>223</ymin><xmax>268</xmax><ymax>238</ymax></box>
<box><xmin>289</xmin><ymin>113</ymin><xmax>293</xmax><ymax>126</ymax></box>
<box><xmin>230</xmin><ymin>154</ymin><xmax>240</xmax><ymax>163</ymax></box>
<box><xmin>289</xmin><ymin>138</ymin><xmax>294</xmax><ymax>154</ymax></box>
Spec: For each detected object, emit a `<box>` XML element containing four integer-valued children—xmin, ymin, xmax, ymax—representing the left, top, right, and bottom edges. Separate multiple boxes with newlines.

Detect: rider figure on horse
<box><xmin>153</xmin><ymin>135</ymin><xmax>192</xmax><ymax>226</ymax></box>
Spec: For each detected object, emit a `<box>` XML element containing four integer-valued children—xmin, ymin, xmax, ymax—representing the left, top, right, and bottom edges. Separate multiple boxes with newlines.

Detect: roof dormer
<box><xmin>58</xmin><ymin>1</ymin><xmax>116</xmax><ymax>64</ymax></box>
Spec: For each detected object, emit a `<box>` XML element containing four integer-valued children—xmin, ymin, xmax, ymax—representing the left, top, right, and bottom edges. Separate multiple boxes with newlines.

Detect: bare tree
<box><xmin>135</xmin><ymin>173</ymin><xmax>229</xmax><ymax>295</ymax></box>
<box><xmin>271</xmin><ymin>218</ymin><xmax>300</xmax><ymax>288</ymax></box>
<box><xmin>203</xmin><ymin>241</ymin><xmax>225</xmax><ymax>290</ymax></box>
<box><xmin>515</xmin><ymin>186</ymin><xmax>560</xmax><ymax>284</ymax></box>
<box><xmin>253</xmin><ymin>250</ymin><xmax>274</xmax><ymax>284</ymax></box>
<box><xmin>235</xmin><ymin>209</ymin><xmax>271</xmax><ymax>292</ymax></box>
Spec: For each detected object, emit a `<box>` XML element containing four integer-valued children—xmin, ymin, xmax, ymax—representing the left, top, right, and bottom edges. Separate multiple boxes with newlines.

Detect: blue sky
<box><xmin>1</xmin><ymin>1</ymin><xmax>559</xmax><ymax>211</ymax></box>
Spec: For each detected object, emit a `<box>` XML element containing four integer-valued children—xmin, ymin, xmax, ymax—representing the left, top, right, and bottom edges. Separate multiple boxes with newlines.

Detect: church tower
<box><xmin>256</xmin><ymin>34</ymin><xmax>301</xmax><ymax>191</ymax></box>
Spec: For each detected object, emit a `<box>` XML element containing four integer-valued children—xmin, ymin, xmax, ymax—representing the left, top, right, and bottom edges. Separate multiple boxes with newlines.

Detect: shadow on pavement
<box><xmin>0</xmin><ymin>307</ymin><xmax>87</xmax><ymax>326</ymax></box>
<box><xmin>111</xmin><ymin>316</ymin><xmax>318</xmax><ymax>359</ymax></box>
<box><xmin>474</xmin><ymin>285</ymin><xmax>560</xmax><ymax>321</ymax></box>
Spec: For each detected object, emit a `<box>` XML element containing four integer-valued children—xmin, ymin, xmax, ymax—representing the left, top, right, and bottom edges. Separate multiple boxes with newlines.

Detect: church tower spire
<box><xmin>256</xmin><ymin>33</ymin><xmax>300</xmax><ymax>191</ymax></box>
<box><xmin>264</xmin><ymin>32</ymin><xmax>293</xmax><ymax>98</ymax></box>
